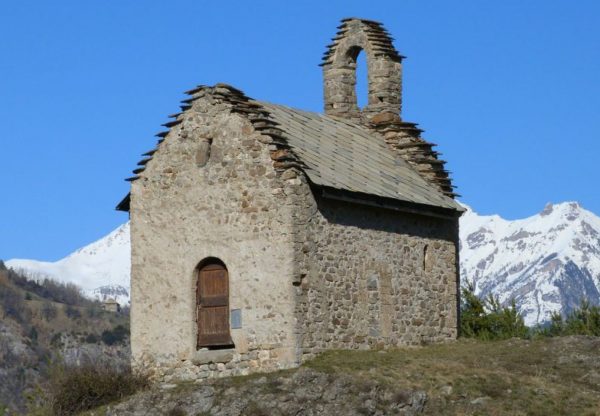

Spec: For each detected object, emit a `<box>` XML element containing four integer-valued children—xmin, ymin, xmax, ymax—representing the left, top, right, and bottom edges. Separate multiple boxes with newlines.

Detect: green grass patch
<box><xmin>305</xmin><ymin>337</ymin><xmax>600</xmax><ymax>415</ymax></box>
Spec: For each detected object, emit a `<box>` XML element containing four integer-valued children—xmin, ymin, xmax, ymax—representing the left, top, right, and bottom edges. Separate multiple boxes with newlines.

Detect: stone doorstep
<box><xmin>192</xmin><ymin>349</ymin><xmax>235</xmax><ymax>366</ymax></box>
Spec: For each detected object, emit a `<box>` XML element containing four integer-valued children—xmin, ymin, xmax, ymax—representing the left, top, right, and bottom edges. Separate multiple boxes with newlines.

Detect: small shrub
<box><xmin>86</xmin><ymin>304</ymin><xmax>103</xmax><ymax>318</ymax></box>
<box><xmin>0</xmin><ymin>283</ymin><xmax>26</xmax><ymax>322</ymax></box>
<box><xmin>84</xmin><ymin>333</ymin><xmax>99</xmax><ymax>344</ymax></box>
<box><xmin>28</xmin><ymin>326</ymin><xmax>38</xmax><ymax>344</ymax></box>
<box><xmin>543</xmin><ymin>299</ymin><xmax>600</xmax><ymax>336</ymax></box>
<box><xmin>101</xmin><ymin>324</ymin><xmax>129</xmax><ymax>346</ymax></box>
<box><xmin>65</xmin><ymin>305</ymin><xmax>81</xmax><ymax>319</ymax></box>
<box><xmin>32</xmin><ymin>343</ymin><xmax>52</xmax><ymax>365</ymax></box>
<box><xmin>41</xmin><ymin>301</ymin><xmax>58</xmax><ymax>322</ymax></box>
<box><xmin>50</xmin><ymin>332</ymin><xmax>63</xmax><ymax>347</ymax></box>
<box><xmin>168</xmin><ymin>407</ymin><xmax>187</xmax><ymax>416</ymax></box>
<box><xmin>460</xmin><ymin>281</ymin><xmax>528</xmax><ymax>340</ymax></box>
<box><xmin>25</xmin><ymin>292</ymin><xmax>32</xmax><ymax>301</ymax></box>
<box><xmin>45</xmin><ymin>363</ymin><xmax>148</xmax><ymax>415</ymax></box>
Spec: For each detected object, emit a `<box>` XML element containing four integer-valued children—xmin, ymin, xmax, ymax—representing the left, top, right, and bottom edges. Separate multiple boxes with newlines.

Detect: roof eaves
<box><xmin>316</xmin><ymin>185</ymin><xmax>462</xmax><ymax>220</ymax></box>
<box><xmin>116</xmin><ymin>193</ymin><xmax>130</xmax><ymax>212</ymax></box>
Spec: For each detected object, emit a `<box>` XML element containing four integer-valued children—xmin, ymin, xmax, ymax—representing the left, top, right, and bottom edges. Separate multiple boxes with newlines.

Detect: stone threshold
<box><xmin>192</xmin><ymin>348</ymin><xmax>235</xmax><ymax>365</ymax></box>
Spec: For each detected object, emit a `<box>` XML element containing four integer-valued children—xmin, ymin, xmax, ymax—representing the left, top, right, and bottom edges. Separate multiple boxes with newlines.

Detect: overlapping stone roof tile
<box><xmin>117</xmin><ymin>84</ymin><xmax>462</xmax><ymax>213</ymax></box>
<box><xmin>258</xmin><ymin>102</ymin><xmax>462</xmax><ymax>211</ymax></box>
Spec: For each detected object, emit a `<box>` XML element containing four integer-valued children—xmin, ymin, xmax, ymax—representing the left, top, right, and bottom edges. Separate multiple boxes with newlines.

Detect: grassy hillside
<box><xmin>0</xmin><ymin>261</ymin><xmax>130</xmax><ymax>414</ymax></box>
<box><xmin>3</xmin><ymin>257</ymin><xmax>599</xmax><ymax>415</ymax></box>
<box><xmin>307</xmin><ymin>337</ymin><xmax>600</xmax><ymax>415</ymax></box>
<box><xmin>76</xmin><ymin>336</ymin><xmax>600</xmax><ymax>416</ymax></box>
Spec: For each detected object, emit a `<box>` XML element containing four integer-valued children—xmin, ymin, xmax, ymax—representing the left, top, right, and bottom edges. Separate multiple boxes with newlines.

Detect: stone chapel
<box><xmin>117</xmin><ymin>18</ymin><xmax>464</xmax><ymax>381</ymax></box>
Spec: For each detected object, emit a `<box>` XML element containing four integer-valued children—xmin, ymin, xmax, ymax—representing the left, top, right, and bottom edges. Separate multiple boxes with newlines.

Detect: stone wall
<box><xmin>129</xmin><ymin>90</ymin><xmax>302</xmax><ymax>382</ymax></box>
<box><xmin>128</xmin><ymin>84</ymin><xmax>460</xmax><ymax>383</ymax></box>
<box><xmin>290</xmin><ymin>176</ymin><xmax>459</xmax><ymax>360</ymax></box>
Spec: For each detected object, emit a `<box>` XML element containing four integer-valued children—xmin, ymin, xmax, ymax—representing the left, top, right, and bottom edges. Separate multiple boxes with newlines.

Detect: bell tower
<box><xmin>321</xmin><ymin>18</ymin><xmax>403</xmax><ymax>122</ymax></box>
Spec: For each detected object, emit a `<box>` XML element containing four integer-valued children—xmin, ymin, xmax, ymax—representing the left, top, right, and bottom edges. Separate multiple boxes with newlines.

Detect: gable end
<box><xmin>116</xmin><ymin>84</ymin><xmax>306</xmax><ymax>212</ymax></box>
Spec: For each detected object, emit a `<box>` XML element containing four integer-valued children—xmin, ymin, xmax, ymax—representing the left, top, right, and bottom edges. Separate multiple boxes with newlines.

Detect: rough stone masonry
<box><xmin>117</xmin><ymin>17</ymin><xmax>463</xmax><ymax>382</ymax></box>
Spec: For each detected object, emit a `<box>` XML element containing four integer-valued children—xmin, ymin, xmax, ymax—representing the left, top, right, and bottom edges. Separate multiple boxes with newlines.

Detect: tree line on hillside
<box><xmin>460</xmin><ymin>281</ymin><xmax>600</xmax><ymax>339</ymax></box>
<box><xmin>0</xmin><ymin>261</ymin><xmax>90</xmax><ymax>307</ymax></box>
<box><xmin>0</xmin><ymin>260</ymin><xmax>131</xmax><ymax>415</ymax></box>
<box><xmin>0</xmin><ymin>260</ymin><xmax>129</xmax><ymax>321</ymax></box>
<box><xmin>0</xmin><ymin>261</ymin><xmax>130</xmax><ymax>344</ymax></box>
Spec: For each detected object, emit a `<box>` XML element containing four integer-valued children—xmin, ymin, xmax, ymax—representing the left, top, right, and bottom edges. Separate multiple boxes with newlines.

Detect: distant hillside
<box><xmin>6</xmin><ymin>223</ymin><xmax>130</xmax><ymax>306</ymax></box>
<box><xmin>460</xmin><ymin>202</ymin><xmax>600</xmax><ymax>326</ymax></box>
<box><xmin>0</xmin><ymin>261</ymin><xmax>130</xmax><ymax>414</ymax></box>
<box><xmin>8</xmin><ymin>201</ymin><xmax>600</xmax><ymax>326</ymax></box>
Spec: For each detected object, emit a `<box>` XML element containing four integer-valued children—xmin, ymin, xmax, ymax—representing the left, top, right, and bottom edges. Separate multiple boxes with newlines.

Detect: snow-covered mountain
<box><xmin>6</xmin><ymin>223</ymin><xmax>131</xmax><ymax>306</ymax></box>
<box><xmin>460</xmin><ymin>202</ymin><xmax>600</xmax><ymax>326</ymax></box>
<box><xmin>5</xmin><ymin>201</ymin><xmax>600</xmax><ymax>325</ymax></box>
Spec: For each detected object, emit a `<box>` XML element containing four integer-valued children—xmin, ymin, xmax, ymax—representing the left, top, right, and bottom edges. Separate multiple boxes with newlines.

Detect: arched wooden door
<box><xmin>196</xmin><ymin>262</ymin><xmax>232</xmax><ymax>347</ymax></box>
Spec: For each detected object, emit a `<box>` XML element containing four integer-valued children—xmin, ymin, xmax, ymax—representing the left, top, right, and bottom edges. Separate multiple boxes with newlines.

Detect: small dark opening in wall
<box><xmin>207</xmin><ymin>344</ymin><xmax>234</xmax><ymax>351</ymax></box>
<box><xmin>196</xmin><ymin>138</ymin><xmax>213</xmax><ymax>168</ymax></box>
<box><xmin>423</xmin><ymin>244</ymin><xmax>429</xmax><ymax>270</ymax></box>
<box><xmin>292</xmin><ymin>273</ymin><xmax>306</xmax><ymax>287</ymax></box>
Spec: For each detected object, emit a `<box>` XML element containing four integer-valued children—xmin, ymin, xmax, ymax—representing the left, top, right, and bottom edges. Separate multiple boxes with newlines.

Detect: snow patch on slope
<box><xmin>6</xmin><ymin>223</ymin><xmax>131</xmax><ymax>306</ymax></box>
<box><xmin>460</xmin><ymin>201</ymin><xmax>600</xmax><ymax>326</ymax></box>
<box><xmin>6</xmin><ymin>201</ymin><xmax>600</xmax><ymax>326</ymax></box>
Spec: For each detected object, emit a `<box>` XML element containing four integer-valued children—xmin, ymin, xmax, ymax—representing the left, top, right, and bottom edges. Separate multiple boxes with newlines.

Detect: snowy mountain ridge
<box><xmin>5</xmin><ymin>202</ymin><xmax>600</xmax><ymax>325</ymax></box>
<box><xmin>460</xmin><ymin>201</ymin><xmax>600</xmax><ymax>325</ymax></box>
<box><xmin>6</xmin><ymin>223</ymin><xmax>131</xmax><ymax>306</ymax></box>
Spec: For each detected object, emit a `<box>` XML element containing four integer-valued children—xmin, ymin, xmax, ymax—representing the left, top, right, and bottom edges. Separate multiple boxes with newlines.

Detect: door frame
<box><xmin>195</xmin><ymin>258</ymin><xmax>233</xmax><ymax>349</ymax></box>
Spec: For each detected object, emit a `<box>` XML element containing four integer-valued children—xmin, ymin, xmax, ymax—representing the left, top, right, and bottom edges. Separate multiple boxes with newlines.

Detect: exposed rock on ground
<box><xmin>85</xmin><ymin>336</ymin><xmax>600</xmax><ymax>416</ymax></box>
<box><xmin>94</xmin><ymin>368</ymin><xmax>426</xmax><ymax>416</ymax></box>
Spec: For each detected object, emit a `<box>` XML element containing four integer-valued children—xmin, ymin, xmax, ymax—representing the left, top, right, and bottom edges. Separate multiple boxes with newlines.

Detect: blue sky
<box><xmin>1</xmin><ymin>1</ymin><xmax>599</xmax><ymax>261</ymax></box>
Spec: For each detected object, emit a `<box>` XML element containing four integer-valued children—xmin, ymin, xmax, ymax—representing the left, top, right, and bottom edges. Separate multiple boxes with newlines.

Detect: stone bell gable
<box><xmin>322</xmin><ymin>18</ymin><xmax>403</xmax><ymax>121</ymax></box>
<box><xmin>117</xmin><ymin>18</ymin><xmax>463</xmax><ymax>382</ymax></box>
<box><xmin>320</xmin><ymin>18</ymin><xmax>455</xmax><ymax>197</ymax></box>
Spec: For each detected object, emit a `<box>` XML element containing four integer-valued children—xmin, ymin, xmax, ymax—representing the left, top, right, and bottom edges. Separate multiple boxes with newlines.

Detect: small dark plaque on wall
<box><xmin>231</xmin><ymin>309</ymin><xmax>242</xmax><ymax>329</ymax></box>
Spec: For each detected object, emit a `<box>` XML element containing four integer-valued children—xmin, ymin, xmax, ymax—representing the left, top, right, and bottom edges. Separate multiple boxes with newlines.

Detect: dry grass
<box><xmin>40</xmin><ymin>364</ymin><xmax>149</xmax><ymax>416</ymax></box>
<box><xmin>74</xmin><ymin>337</ymin><xmax>600</xmax><ymax>415</ymax></box>
<box><xmin>306</xmin><ymin>336</ymin><xmax>600</xmax><ymax>415</ymax></box>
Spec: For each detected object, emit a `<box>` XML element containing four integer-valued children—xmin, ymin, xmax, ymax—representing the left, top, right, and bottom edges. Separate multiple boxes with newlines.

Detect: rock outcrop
<box><xmin>97</xmin><ymin>368</ymin><xmax>426</xmax><ymax>416</ymax></box>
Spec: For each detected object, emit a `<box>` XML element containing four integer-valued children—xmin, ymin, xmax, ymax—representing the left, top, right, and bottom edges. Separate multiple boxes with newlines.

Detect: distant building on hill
<box><xmin>117</xmin><ymin>17</ymin><xmax>463</xmax><ymax>382</ymax></box>
<box><xmin>101</xmin><ymin>298</ymin><xmax>120</xmax><ymax>313</ymax></box>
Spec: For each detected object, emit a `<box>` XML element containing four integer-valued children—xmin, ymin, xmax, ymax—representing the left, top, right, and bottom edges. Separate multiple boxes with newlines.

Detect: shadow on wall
<box><xmin>315</xmin><ymin>193</ymin><xmax>458</xmax><ymax>243</ymax></box>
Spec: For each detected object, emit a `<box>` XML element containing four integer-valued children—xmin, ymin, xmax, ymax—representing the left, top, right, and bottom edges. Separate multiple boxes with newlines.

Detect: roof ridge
<box><xmin>118</xmin><ymin>85</ymin><xmax>461</xmax><ymax>213</ymax></box>
<box><xmin>122</xmin><ymin>84</ymin><xmax>306</xmax><ymax>185</ymax></box>
<box><xmin>320</xmin><ymin>18</ymin><xmax>403</xmax><ymax>67</ymax></box>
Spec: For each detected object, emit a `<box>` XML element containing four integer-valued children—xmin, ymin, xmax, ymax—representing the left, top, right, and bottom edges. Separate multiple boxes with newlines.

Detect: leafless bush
<box><xmin>0</xmin><ymin>283</ymin><xmax>27</xmax><ymax>322</ymax></box>
<box><xmin>41</xmin><ymin>301</ymin><xmax>58</xmax><ymax>322</ymax></box>
<box><xmin>45</xmin><ymin>363</ymin><xmax>149</xmax><ymax>415</ymax></box>
<box><xmin>5</xmin><ymin>268</ymin><xmax>89</xmax><ymax>306</ymax></box>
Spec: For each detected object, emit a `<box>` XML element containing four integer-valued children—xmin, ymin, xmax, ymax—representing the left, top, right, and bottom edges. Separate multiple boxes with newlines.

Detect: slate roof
<box><xmin>117</xmin><ymin>84</ymin><xmax>462</xmax><ymax>214</ymax></box>
<box><xmin>258</xmin><ymin>102</ymin><xmax>462</xmax><ymax>212</ymax></box>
